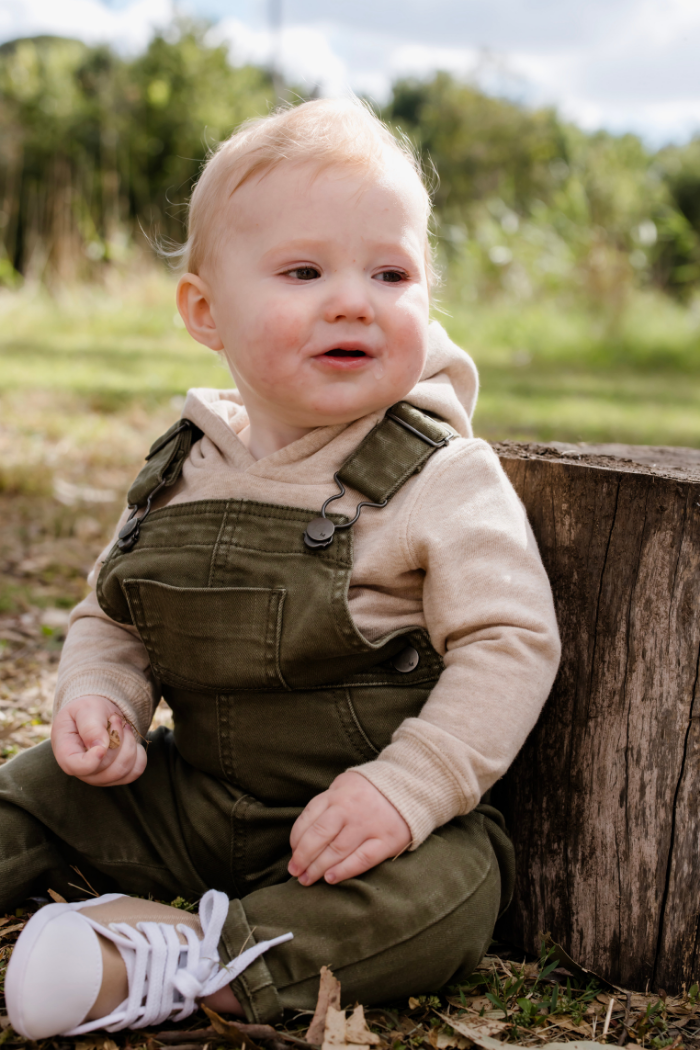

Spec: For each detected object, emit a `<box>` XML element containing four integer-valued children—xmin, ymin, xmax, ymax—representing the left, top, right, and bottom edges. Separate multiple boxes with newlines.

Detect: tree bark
<box><xmin>491</xmin><ymin>440</ymin><xmax>700</xmax><ymax>993</ymax></box>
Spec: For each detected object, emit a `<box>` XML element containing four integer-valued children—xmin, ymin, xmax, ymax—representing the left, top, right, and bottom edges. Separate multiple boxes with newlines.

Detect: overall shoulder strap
<box><xmin>127</xmin><ymin>418</ymin><xmax>203</xmax><ymax>509</ymax></box>
<box><xmin>337</xmin><ymin>401</ymin><xmax>456</xmax><ymax>504</ymax></box>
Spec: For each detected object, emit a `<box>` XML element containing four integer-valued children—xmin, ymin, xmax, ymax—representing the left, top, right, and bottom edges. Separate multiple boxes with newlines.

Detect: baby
<box><xmin>2</xmin><ymin>100</ymin><xmax>560</xmax><ymax>1038</ymax></box>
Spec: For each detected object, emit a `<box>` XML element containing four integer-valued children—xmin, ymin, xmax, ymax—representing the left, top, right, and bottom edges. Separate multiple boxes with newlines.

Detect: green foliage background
<box><xmin>2</xmin><ymin>22</ymin><xmax>700</xmax><ymax>300</ymax></box>
<box><xmin>0</xmin><ymin>25</ymin><xmax>274</xmax><ymax>282</ymax></box>
<box><xmin>0</xmin><ymin>20</ymin><xmax>698</xmax><ymax>449</ymax></box>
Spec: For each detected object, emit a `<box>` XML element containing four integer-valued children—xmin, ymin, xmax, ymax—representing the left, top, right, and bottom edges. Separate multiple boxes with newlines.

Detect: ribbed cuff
<box><xmin>218</xmin><ymin>898</ymin><xmax>284</xmax><ymax>1025</ymax></box>
<box><xmin>351</xmin><ymin>732</ymin><xmax>477</xmax><ymax>849</ymax></box>
<box><xmin>54</xmin><ymin>669</ymin><xmax>155</xmax><ymax>737</ymax></box>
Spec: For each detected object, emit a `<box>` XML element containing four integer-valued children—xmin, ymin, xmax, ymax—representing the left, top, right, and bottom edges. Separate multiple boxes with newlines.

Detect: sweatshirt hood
<box><xmin>408</xmin><ymin>320</ymin><xmax>478</xmax><ymax>438</ymax></box>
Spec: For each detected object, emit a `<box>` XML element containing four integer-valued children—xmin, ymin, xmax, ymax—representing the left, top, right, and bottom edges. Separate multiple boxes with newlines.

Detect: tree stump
<box><xmin>491</xmin><ymin>440</ymin><xmax>700</xmax><ymax>993</ymax></box>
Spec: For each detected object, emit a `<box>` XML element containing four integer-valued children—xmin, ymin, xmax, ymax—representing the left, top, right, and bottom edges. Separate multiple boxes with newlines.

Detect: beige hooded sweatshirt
<box><xmin>55</xmin><ymin>322</ymin><xmax>561</xmax><ymax>847</ymax></box>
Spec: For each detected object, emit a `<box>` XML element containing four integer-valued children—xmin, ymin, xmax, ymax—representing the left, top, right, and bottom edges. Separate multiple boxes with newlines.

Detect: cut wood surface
<box><xmin>491</xmin><ymin>440</ymin><xmax>700</xmax><ymax>994</ymax></box>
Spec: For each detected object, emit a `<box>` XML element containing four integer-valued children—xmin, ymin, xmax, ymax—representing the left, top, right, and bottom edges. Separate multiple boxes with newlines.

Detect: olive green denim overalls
<box><xmin>0</xmin><ymin>404</ymin><xmax>514</xmax><ymax>1022</ymax></box>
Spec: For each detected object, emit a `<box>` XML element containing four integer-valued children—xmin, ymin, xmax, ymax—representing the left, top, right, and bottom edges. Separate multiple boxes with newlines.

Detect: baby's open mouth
<box><xmin>323</xmin><ymin>348</ymin><xmax>367</xmax><ymax>358</ymax></box>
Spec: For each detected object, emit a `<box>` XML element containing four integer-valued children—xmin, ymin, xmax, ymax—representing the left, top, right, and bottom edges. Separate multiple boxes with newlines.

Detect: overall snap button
<box><xmin>392</xmin><ymin>645</ymin><xmax>420</xmax><ymax>673</ymax></box>
<box><xmin>303</xmin><ymin>517</ymin><xmax>336</xmax><ymax>549</ymax></box>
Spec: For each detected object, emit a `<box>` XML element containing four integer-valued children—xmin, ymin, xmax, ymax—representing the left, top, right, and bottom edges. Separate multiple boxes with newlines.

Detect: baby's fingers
<box><xmin>292</xmin><ymin>822</ymin><xmax>367</xmax><ymax>885</ymax></box>
<box><xmin>288</xmin><ymin>803</ymin><xmax>345</xmax><ymax>878</ymax></box>
<box><xmin>57</xmin><ymin>743</ymin><xmax>108</xmax><ymax>778</ymax></box>
<box><xmin>74</xmin><ymin>706</ymin><xmax>112</xmax><ymax>756</ymax></box>
<box><xmin>80</xmin><ymin>720</ymin><xmax>147</xmax><ymax>786</ymax></box>
<box><xmin>289</xmin><ymin>793</ymin><xmax>330</xmax><ymax>851</ymax></box>
<box><xmin>52</xmin><ymin>712</ymin><xmax>109</xmax><ymax>777</ymax></box>
<box><xmin>323</xmin><ymin>837</ymin><xmax>389</xmax><ymax>885</ymax></box>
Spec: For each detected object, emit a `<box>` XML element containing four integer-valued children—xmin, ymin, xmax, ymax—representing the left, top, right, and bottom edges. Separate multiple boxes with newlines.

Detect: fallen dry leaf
<box><xmin>201</xmin><ymin>1004</ymin><xmax>262</xmax><ymax>1050</ymax></box>
<box><xmin>439</xmin><ymin>1013</ymin><xmax>510</xmax><ymax>1040</ymax></box>
<box><xmin>543</xmin><ymin>935</ymin><xmax>618</xmax><ymax>993</ymax></box>
<box><xmin>307</xmin><ymin>966</ymin><xmax>342</xmax><ymax>1045</ymax></box>
<box><xmin>321</xmin><ymin>1003</ymin><xmax>381</xmax><ymax>1050</ymax></box>
<box><xmin>440</xmin><ymin>1025</ymin><xmax>613</xmax><ymax>1050</ymax></box>
<box><xmin>345</xmin><ymin>1005</ymin><xmax>381</xmax><ymax>1046</ymax></box>
<box><xmin>0</xmin><ymin>923</ymin><xmax>27</xmax><ymax>937</ymax></box>
<box><xmin>0</xmin><ymin>720</ymin><xmax>28</xmax><ymax>741</ymax></box>
<box><xmin>0</xmin><ymin>629</ymin><xmax>29</xmax><ymax>643</ymax></box>
<box><xmin>323</xmin><ymin>1007</ymin><xmax>350</xmax><ymax>1049</ymax></box>
<box><xmin>108</xmin><ymin>723</ymin><xmax>121</xmax><ymax>749</ymax></box>
<box><xmin>48</xmin><ymin>888</ymin><xmax>67</xmax><ymax>903</ymax></box>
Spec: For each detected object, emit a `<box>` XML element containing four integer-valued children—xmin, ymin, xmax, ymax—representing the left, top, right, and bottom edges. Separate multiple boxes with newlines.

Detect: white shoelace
<box><xmin>66</xmin><ymin>890</ymin><xmax>293</xmax><ymax>1035</ymax></box>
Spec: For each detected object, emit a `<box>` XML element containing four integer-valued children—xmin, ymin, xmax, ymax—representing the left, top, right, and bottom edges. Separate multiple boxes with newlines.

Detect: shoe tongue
<box><xmin>85</xmin><ymin>935</ymin><xmax>129</xmax><ymax>1023</ymax></box>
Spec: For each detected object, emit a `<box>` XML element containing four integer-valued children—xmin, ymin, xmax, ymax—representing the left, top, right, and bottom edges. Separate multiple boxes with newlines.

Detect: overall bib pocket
<box><xmin>124</xmin><ymin>579</ymin><xmax>288</xmax><ymax>691</ymax></box>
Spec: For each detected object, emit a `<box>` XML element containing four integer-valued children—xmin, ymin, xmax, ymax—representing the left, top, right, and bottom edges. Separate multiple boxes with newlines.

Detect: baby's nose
<box><xmin>322</xmin><ymin>276</ymin><xmax>375</xmax><ymax>324</ymax></box>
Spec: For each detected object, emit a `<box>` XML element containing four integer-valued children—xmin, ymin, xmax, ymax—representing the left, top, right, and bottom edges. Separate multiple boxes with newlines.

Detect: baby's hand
<box><xmin>51</xmin><ymin>696</ymin><xmax>147</xmax><ymax>786</ymax></box>
<box><xmin>288</xmin><ymin>770</ymin><xmax>411</xmax><ymax>886</ymax></box>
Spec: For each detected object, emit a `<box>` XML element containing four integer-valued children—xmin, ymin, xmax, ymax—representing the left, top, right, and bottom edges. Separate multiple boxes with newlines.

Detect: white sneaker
<box><xmin>5</xmin><ymin>889</ymin><xmax>292</xmax><ymax>1039</ymax></box>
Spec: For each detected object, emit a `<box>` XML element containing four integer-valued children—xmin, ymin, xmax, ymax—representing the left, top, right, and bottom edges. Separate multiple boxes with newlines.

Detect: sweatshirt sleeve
<box><xmin>351</xmin><ymin>442</ymin><xmax>561</xmax><ymax>848</ymax></box>
<box><xmin>53</xmin><ymin>511</ymin><xmax>160</xmax><ymax>737</ymax></box>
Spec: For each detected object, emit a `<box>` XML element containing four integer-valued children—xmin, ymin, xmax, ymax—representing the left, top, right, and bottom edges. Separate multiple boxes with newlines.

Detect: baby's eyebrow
<box><xmin>261</xmin><ymin>239</ymin><xmax>326</xmax><ymax>261</ymax></box>
<box><xmin>262</xmin><ymin>237</ymin><xmax>420</xmax><ymax>263</ymax></box>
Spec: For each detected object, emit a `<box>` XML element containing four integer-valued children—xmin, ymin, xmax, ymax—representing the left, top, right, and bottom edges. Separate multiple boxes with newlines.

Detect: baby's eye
<box><xmin>286</xmin><ymin>266</ymin><xmax>320</xmax><ymax>281</ymax></box>
<box><xmin>375</xmin><ymin>270</ymin><xmax>407</xmax><ymax>283</ymax></box>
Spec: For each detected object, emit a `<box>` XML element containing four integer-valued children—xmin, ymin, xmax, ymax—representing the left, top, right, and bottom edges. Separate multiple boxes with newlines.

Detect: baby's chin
<box><xmin>292</xmin><ymin>392</ymin><xmax>415</xmax><ymax>430</ymax></box>
<box><xmin>296</xmin><ymin>364</ymin><xmax>425</xmax><ymax>424</ymax></box>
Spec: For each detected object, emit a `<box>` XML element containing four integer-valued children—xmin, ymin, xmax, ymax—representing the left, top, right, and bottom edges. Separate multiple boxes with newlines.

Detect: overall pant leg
<box><xmin>0</xmin><ymin>737</ymin><xmax>514</xmax><ymax>1024</ymax></box>
<box><xmin>219</xmin><ymin>806</ymin><xmax>515</xmax><ymax>1024</ymax></box>
<box><xmin>0</xmin><ymin>729</ymin><xmax>239</xmax><ymax>912</ymax></box>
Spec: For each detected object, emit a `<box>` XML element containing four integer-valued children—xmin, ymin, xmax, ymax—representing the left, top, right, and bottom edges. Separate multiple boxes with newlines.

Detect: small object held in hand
<box><xmin>107</xmin><ymin>721</ymin><xmax>121</xmax><ymax>750</ymax></box>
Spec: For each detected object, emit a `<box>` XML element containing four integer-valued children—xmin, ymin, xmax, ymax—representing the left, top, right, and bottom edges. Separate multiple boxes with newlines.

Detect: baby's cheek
<box><xmin>259</xmin><ymin>302</ymin><xmax>308</xmax><ymax>357</ymax></box>
<box><xmin>390</xmin><ymin>318</ymin><xmax>428</xmax><ymax>387</ymax></box>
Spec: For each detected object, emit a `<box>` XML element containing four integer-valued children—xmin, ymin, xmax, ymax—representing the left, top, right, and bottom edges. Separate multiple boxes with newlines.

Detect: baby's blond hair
<box><xmin>182</xmin><ymin>97</ymin><xmax>434</xmax><ymax>279</ymax></box>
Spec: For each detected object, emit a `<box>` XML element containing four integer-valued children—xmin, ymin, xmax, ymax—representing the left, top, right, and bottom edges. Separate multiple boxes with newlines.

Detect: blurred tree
<box><xmin>383</xmin><ymin>73</ymin><xmax>693</xmax><ymax>306</ymax></box>
<box><xmin>652</xmin><ymin>138</ymin><xmax>700</xmax><ymax>294</ymax></box>
<box><xmin>385</xmin><ymin>72</ymin><xmax>564</xmax><ymax>214</ymax></box>
<box><xmin>0</xmin><ymin>23</ymin><xmax>274</xmax><ymax>283</ymax></box>
<box><xmin>0</xmin><ymin>35</ymin><xmax>698</xmax><ymax>304</ymax></box>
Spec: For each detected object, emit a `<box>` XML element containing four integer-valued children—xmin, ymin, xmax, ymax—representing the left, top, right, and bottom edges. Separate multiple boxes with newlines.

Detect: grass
<box><xmin>1</xmin><ymin>270</ymin><xmax>698</xmax><ymax>450</ymax></box>
<box><xmin>0</xmin><ymin>270</ymin><xmax>229</xmax><ymax>407</ymax></box>
<box><xmin>440</xmin><ymin>287</ymin><xmax>700</xmax><ymax>446</ymax></box>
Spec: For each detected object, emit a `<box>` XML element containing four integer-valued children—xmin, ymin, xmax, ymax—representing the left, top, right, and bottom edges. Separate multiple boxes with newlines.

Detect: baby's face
<box><xmin>198</xmin><ymin>160</ymin><xmax>430</xmax><ymax>430</ymax></box>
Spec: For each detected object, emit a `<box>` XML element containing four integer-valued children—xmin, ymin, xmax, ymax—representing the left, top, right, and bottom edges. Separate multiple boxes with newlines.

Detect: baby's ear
<box><xmin>176</xmin><ymin>273</ymin><xmax>224</xmax><ymax>352</ymax></box>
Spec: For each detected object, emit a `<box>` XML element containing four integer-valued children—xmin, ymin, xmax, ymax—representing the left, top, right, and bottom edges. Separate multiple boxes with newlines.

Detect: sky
<box><xmin>1</xmin><ymin>0</ymin><xmax>699</xmax><ymax>146</ymax></box>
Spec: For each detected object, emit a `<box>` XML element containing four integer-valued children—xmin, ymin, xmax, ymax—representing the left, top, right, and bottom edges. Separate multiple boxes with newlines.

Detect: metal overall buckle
<box><xmin>303</xmin><ymin>474</ymin><xmax>388</xmax><ymax>550</ymax></box>
<box><xmin>117</xmin><ymin>480</ymin><xmax>166</xmax><ymax>552</ymax></box>
<box><xmin>303</xmin><ymin>409</ymin><xmax>452</xmax><ymax>551</ymax></box>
